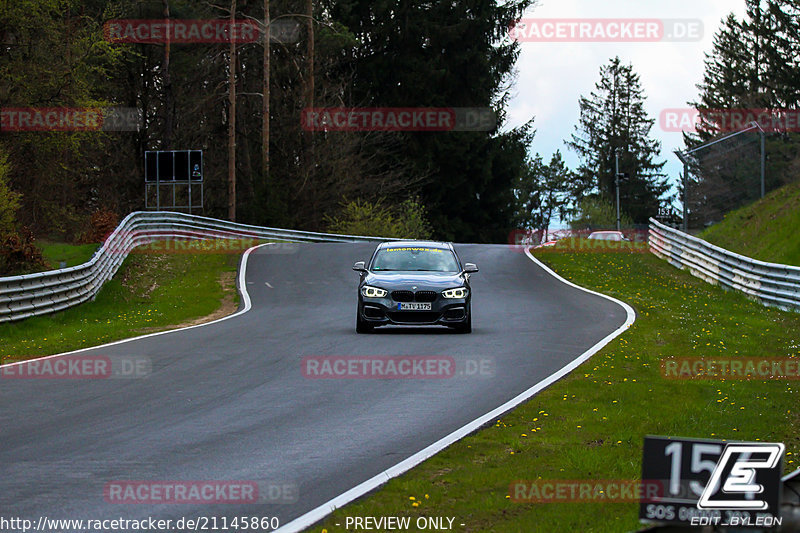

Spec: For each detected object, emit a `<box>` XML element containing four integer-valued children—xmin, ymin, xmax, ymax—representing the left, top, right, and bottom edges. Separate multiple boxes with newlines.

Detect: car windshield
<box><xmin>371</xmin><ymin>246</ymin><xmax>460</xmax><ymax>272</ymax></box>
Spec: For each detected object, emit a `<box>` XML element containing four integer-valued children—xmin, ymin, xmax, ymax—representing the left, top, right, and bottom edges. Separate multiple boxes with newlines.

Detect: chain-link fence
<box><xmin>676</xmin><ymin>123</ymin><xmax>765</xmax><ymax>232</ymax></box>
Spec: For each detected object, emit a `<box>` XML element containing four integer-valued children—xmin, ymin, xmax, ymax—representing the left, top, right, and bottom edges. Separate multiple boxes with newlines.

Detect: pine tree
<box><xmin>685</xmin><ymin>1</ymin><xmax>800</xmax><ymax>227</ymax></box>
<box><xmin>541</xmin><ymin>151</ymin><xmax>573</xmax><ymax>232</ymax></box>
<box><xmin>690</xmin><ymin>2</ymin><xmax>800</xmax><ymax>142</ymax></box>
<box><xmin>318</xmin><ymin>0</ymin><xmax>535</xmax><ymax>242</ymax></box>
<box><xmin>690</xmin><ymin>14</ymin><xmax>755</xmax><ymax>134</ymax></box>
<box><xmin>567</xmin><ymin>57</ymin><xmax>668</xmax><ymax>225</ymax></box>
<box><xmin>513</xmin><ymin>154</ymin><xmax>546</xmax><ymax>232</ymax></box>
<box><xmin>743</xmin><ymin>0</ymin><xmax>800</xmax><ymax>108</ymax></box>
<box><xmin>513</xmin><ymin>151</ymin><xmax>572</xmax><ymax>239</ymax></box>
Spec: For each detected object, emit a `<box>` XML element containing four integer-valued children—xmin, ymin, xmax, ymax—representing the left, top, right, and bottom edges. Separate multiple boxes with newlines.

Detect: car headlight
<box><xmin>442</xmin><ymin>287</ymin><xmax>469</xmax><ymax>299</ymax></box>
<box><xmin>361</xmin><ymin>286</ymin><xmax>387</xmax><ymax>298</ymax></box>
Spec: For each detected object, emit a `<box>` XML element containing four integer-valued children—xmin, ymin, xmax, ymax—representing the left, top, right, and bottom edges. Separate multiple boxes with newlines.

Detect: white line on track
<box><xmin>273</xmin><ymin>246</ymin><xmax>636</xmax><ymax>533</ymax></box>
<box><xmin>0</xmin><ymin>243</ymin><xmax>273</xmax><ymax>370</ymax></box>
<box><xmin>1</xmin><ymin>243</ymin><xmax>637</xmax><ymax>533</ymax></box>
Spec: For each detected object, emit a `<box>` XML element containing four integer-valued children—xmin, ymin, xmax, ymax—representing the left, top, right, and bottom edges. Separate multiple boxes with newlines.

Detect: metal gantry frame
<box><xmin>145</xmin><ymin>150</ymin><xmax>204</xmax><ymax>212</ymax></box>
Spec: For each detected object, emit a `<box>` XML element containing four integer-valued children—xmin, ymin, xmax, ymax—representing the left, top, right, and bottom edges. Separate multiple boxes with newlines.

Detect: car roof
<box><xmin>377</xmin><ymin>241</ymin><xmax>453</xmax><ymax>250</ymax></box>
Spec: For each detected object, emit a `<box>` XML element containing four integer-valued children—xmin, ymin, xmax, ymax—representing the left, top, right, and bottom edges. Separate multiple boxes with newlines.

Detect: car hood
<box><xmin>363</xmin><ymin>271</ymin><xmax>465</xmax><ymax>290</ymax></box>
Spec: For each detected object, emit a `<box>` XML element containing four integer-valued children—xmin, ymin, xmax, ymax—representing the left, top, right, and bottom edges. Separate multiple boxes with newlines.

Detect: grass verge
<box><xmin>38</xmin><ymin>240</ymin><xmax>100</xmax><ymax>270</ymax></box>
<box><xmin>0</xmin><ymin>247</ymin><xmax>245</xmax><ymax>361</ymax></box>
<box><xmin>699</xmin><ymin>180</ymin><xmax>800</xmax><ymax>266</ymax></box>
<box><xmin>310</xmin><ymin>249</ymin><xmax>799</xmax><ymax>533</ymax></box>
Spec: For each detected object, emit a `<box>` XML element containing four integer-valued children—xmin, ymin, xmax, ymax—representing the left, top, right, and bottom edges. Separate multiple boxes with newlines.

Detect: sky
<box><xmin>504</xmin><ymin>0</ymin><xmax>748</xmax><ymax>204</ymax></box>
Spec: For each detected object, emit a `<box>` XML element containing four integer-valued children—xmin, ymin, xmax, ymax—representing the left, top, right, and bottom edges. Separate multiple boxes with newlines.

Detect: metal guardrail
<box><xmin>0</xmin><ymin>211</ymin><xmax>384</xmax><ymax>323</ymax></box>
<box><xmin>648</xmin><ymin>217</ymin><xmax>800</xmax><ymax>312</ymax></box>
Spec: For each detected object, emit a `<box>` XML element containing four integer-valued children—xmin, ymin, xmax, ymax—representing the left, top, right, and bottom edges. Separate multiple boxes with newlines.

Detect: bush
<box><xmin>325</xmin><ymin>197</ymin><xmax>433</xmax><ymax>240</ymax></box>
<box><xmin>0</xmin><ymin>149</ymin><xmax>21</xmax><ymax>235</ymax></box>
<box><xmin>0</xmin><ymin>227</ymin><xmax>46</xmax><ymax>275</ymax></box>
<box><xmin>80</xmin><ymin>208</ymin><xmax>120</xmax><ymax>244</ymax></box>
<box><xmin>570</xmin><ymin>196</ymin><xmax>633</xmax><ymax>230</ymax></box>
<box><xmin>396</xmin><ymin>197</ymin><xmax>433</xmax><ymax>240</ymax></box>
<box><xmin>0</xmin><ymin>148</ymin><xmax>44</xmax><ymax>275</ymax></box>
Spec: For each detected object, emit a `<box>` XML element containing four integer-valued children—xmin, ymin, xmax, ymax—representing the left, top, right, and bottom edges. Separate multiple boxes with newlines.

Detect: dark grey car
<box><xmin>352</xmin><ymin>241</ymin><xmax>478</xmax><ymax>333</ymax></box>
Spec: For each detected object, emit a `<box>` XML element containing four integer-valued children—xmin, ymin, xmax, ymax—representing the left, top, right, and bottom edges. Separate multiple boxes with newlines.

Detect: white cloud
<box><xmin>506</xmin><ymin>0</ymin><xmax>748</xmax><ymax>193</ymax></box>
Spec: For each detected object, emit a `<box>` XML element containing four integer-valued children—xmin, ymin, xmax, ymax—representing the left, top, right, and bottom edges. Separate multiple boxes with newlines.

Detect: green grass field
<box><xmin>700</xmin><ymin>180</ymin><xmax>800</xmax><ymax>266</ymax></box>
<box><xmin>38</xmin><ymin>240</ymin><xmax>100</xmax><ymax>270</ymax></box>
<box><xmin>310</xmin><ymin>249</ymin><xmax>799</xmax><ymax>533</ymax></box>
<box><xmin>0</xmin><ymin>247</ymin><xmax>245</xmax><ymax>362</ymax></box>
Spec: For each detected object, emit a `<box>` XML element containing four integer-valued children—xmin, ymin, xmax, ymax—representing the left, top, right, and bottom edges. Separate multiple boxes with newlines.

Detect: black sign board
<box><xmin>640</xmin><ymin>436</ymin><xmax>784</xmax><ymax>528</ymax></box>
<box><xmin>145</xmin><ymin>150</ymin><xmax>202</xmax><ymax>182</ymax></box>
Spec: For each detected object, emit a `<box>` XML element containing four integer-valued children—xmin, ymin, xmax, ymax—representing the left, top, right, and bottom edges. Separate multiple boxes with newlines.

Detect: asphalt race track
<box><xmin>0</xmin><ymin>243</ymin><xmax>630</xmax><ymax>531</ymax></box>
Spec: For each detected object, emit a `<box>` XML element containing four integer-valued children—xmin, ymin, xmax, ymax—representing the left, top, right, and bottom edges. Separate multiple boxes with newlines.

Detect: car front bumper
<box><xmin>358</xmin><ymin>295</ymin><xmax>469</xmax><ymax>326</ymax></box>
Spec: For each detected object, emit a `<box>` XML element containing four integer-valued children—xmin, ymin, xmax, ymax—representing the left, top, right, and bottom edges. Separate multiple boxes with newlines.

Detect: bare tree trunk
<box><xmin>228</xmin><ymin>0</ymin><xmax>237</xmax><ymax>221</ymax></box>
<box><xmin>162</xmin><ymin>0</ymin><xmax>173</xmax><ymax>149</ymax></box>
<box><xmin>238</xmin><ymin>63</ymin><xmax>253</xmax><ymax>205</ymax></box>
<box><xmin>303</xmin><ymin>0</ymin><xmax>315</xmax><ymax>209</ymax></box>
<box><xmin>262</xmin><ymin>0</ymin><xmax>270</xmax><ymax>183</ymax></box>
<box><xmin>306</xmin><ymin>0</ymin><xmax>314</xmax><ymax>112</ymax></box>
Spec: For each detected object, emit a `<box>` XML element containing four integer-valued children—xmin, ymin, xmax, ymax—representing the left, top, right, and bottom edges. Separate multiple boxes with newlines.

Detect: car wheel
<box><xmin>356</xmin><ymin>313</ymin><xmax>373</xmax><ymax>334</ymax></box>
<box><xmin>454</xmin><ymin>308</ymin><xmax>472</xmax><ymax>334</ymax></box>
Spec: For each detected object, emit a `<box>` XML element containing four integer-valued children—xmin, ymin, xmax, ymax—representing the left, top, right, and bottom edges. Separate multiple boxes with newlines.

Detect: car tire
<box><xmin>356</xmin><ymin>313</ymin><xmax>373</xmax><ymax>334</ymax></box>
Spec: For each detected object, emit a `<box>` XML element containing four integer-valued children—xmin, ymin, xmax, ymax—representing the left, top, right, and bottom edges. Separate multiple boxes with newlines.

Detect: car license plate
<box><xmin>398</xmin><ymin>302</ymin><xmax>431</xmax><ymax>311</ymax></box>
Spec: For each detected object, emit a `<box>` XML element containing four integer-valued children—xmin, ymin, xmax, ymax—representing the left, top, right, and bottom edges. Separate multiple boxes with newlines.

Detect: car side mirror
<box><xmin>353</xmin><ymin>261</ymin><xmax>367</xmax><ymax>272</ymax></box>
<box><xmin>463</xmin><ymin>263</ymin><xmax>479</xmax><ymax>273</ymax></box>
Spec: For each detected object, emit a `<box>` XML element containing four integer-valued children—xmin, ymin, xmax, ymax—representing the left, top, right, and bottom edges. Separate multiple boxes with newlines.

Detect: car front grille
<box><xmin>414</xmin><ymin>291</ymin><xmax>437</xmax><ymax>302</ymax></box>
<box><xmin>391</xmin><ymin>290</ymin><xmax>414</xmax><ymax>302</ymax></box>
<box><xmin>391</xmin><ymin>290</ymin><xmax>438</xmax><ymax>302</ymax></box>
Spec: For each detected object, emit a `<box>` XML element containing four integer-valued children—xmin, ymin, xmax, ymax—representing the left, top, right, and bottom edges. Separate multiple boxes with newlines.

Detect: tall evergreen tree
<box><xmin>0</xmin><ymin>0</ymin><xmax>124</xmax><ymax>234</ymax></box>
<box><xmin>692</xmin><ymin>15</ymin><xmax>756</xmax><ymax>119</ymax></box>
<box><xmin>690</xmin><ymin>1</ymin><xmax>800</xmax><ymax>138</ymax></box>
<box><xmin>686</xmin><ymin>1</ymin><xmax>800</xmax><ymax>226</ymax></box>
<box><xmin>743</xmin><ymin>0</ymin><xmax>800</xmax><ymax>109</ymax></box>
<box><xmin>513</xmin><ymin>153</ymin><xmax>546</xmax><ymax>232</ymax></box>
<box><xmin>318</xmin><ymin>0</ymin><xmax>535</xmax><ymax>242</ymax></box>
<box><xmin>513</xmin><ymin>150</ymin><xmax>571</xmax><ymax>239</ymax></box>
<box><xmin>567</xmin><ymin>57</ymin><xmax>668</xmax><ymax>224</ymax></box>
<box><xmin>1</xmin><ymin>0</ymin><xmax>537</xmax><ymax>240</ymax></box>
